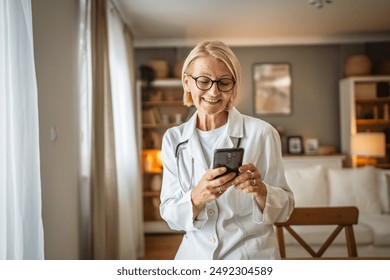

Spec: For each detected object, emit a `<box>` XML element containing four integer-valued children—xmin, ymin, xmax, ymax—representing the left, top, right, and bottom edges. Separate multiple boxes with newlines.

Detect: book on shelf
<box><xmin>142</xmin><ymin>109</ymin><xmax>156</xmax><ymax>124</ymax></box>
<box><xmin>152</xmin><ymin>107</ymin><xmax>162</xmax><ymax>123</ymax></box>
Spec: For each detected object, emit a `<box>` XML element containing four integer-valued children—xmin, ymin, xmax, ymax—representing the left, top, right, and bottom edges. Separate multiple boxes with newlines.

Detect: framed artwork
<box><xmin>287</xmin><ymin>136</ymin><xmax>303</xmax><ymax>154</ymax></box>
<box><xmin>253</xmin><ymin>63</ymin><xmax>292</xmax><ymax>115</ymax></box>
<box><xmin>305</xmin><ymin>138</ymin><xmax>319</xmax><ymax>155</ymax></box>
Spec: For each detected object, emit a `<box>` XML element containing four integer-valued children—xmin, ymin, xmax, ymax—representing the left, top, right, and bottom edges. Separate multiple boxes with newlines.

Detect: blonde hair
<box><xmin>181</xmin><ymin>41</ymin><xmax>241</xmax><ymax>107</ymax></box>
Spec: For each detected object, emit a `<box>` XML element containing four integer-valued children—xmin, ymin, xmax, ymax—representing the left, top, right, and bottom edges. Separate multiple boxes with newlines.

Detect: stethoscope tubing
<box><xmin>174</xmin><ymin>137</ymin><xmax>242</xmax><ymax>193</ymax></box>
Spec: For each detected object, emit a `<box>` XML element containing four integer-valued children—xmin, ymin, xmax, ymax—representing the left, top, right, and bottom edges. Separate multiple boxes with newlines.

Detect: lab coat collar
<box><xmin>226</xmin><ymin>106</ymin><xmax>244</xmax><ymax>139</ymax></box>
<box><xmin>179</xmin><ymin>107</ymin><xmax>245</xmax><ymax>170</ymax></box>
<box><xmin>179</xmin><ymin>106</ymin><xmax>244</xmax><ymax>144</ymax></box>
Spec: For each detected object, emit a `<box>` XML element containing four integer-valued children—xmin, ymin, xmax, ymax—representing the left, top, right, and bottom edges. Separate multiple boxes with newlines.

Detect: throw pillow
<box><xmin>284</xmin><ymin>165</ymin><xmax>328</xmax><ymax>207</ymax></box>
<box><xmin>376</xmin><ymin>170</ymin><xmax>390</xmax><ymax>213</ymax></box>
<box><xmin>328</xmin><ymin>166</ymin><xmax>381</xmax><ymax>214</ymax></box>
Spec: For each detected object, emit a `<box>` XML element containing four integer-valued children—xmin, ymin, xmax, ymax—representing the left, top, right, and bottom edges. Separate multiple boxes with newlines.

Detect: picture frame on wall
<box><xmin>253</xmin><ymin>63</ymin><xmax>292</xmax><ymax>115</ymax></box>
<box><xmin>287</xmin><ymin>136</ymin><xmax>303</xmax><ymax>154</ymax></box>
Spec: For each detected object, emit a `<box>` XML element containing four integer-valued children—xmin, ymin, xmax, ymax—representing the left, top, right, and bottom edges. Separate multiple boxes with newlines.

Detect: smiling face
<box><xmin>184</xmin><ymin>56</ymin><xmax>234</xmax><ymax>130</ymax></box>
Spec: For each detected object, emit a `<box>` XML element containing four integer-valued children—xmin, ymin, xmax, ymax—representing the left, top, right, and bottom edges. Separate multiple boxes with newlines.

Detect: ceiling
<box><xmin>113</xmin><ymin>0</ymin><xmax>390</xmax><ymax>47</ymax></box>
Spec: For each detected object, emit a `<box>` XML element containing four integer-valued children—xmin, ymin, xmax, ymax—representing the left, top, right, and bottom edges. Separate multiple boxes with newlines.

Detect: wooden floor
<box><xmin>141</xmin><ymin>233</ymin><xmax>183</xmax><ymax>260</ymax></box>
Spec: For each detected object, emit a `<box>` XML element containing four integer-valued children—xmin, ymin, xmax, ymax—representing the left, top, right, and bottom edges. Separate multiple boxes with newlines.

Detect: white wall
<box><xmin>32</xmin><ymin>0</ymin><xmax>81</xmax><ymax>259</ymax></box>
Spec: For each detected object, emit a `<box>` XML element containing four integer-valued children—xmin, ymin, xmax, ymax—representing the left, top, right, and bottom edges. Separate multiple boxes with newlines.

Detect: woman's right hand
<box><xmin>191</xmin><ymin>167</ymin><xmax>236</xmax><ymax>217</ymax></box>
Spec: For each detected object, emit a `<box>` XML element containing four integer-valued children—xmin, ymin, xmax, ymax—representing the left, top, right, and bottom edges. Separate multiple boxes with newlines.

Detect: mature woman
<box><xmin>160</xmin><ymin>41</ymin><xmax>294</xmax><ymax>259</ymax></box>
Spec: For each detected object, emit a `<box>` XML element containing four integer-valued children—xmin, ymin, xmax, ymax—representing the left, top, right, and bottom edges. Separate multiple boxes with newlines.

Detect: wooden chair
<box><xmin>274</xmin><ymin>206</ymin><xmax>359</xmax><ymax>259</ymax></box>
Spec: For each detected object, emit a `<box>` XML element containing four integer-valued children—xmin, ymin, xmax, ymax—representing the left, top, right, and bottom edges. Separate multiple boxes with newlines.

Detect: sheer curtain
<box><xmin>107</xmin><ymin>1</ymin><xmax>144</xmax><ymax>259</ymax></box>
<box><xmin>0</xmin><ymin>0</ymin><xmax>44</xmax><ymax>260</ymax></box>
<box><xmin>79</xmin><ymin>0</ymin><xmax>143</xmax><ymax>259</ymax></box>
<box><xmin>90</xmin><ymin>0</ymin><xmax>119</xmax><ymax>259</ymax></box>
<box><xmin>78</xmin><ymin>0</ymin><xmax>93</xmax><ymax>259</ymax></box>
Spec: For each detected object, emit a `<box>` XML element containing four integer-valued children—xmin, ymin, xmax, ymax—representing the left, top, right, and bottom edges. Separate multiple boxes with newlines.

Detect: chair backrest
<box><xmin>274</xmin><ymin>206</ymin><xmax>359</xmax><ymax>259</ymax></box>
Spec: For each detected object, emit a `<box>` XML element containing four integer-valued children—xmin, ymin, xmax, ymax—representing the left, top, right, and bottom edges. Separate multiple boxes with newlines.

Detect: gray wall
<box><xmin>233</xmin><ymin>45</ymin><xmax>341</xmax><ymax>153</ymax></box>
<box><xmin>135</xmin><ymin>43</ymin><xmax>390</xmax><ymax>153</ymax></box>
<box><xmin>32</xmin><ymin>0</ymin><xmax>81</xmax><ymax>259</ymax></box>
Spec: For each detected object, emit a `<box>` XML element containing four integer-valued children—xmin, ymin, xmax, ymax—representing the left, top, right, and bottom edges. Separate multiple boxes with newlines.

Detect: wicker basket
<box><xmin>147</xmin><ymin>60</ymin><xmax>169</xmax><ymax>79</ymax></box>
<box><xmin>344</xmin><ymin>55</ymin><xmax>372</xmax><ymax>77</ymax></box>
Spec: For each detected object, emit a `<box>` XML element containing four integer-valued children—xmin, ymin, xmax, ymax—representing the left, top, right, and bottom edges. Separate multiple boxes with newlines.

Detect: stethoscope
<box><xmin>174</xmin><ymin>137</ymin><xmax>242</xmax><ymax>192</ymax></box>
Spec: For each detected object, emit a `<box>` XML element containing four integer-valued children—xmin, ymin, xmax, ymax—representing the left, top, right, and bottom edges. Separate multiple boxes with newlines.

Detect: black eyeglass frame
<box><xmin>189</xmin><ymin>75</ymin><xmax>236</xmax><ymax>92</ymax></box>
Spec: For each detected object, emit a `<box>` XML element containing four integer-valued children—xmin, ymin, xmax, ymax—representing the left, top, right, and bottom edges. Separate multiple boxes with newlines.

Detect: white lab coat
<box><xmin>160</xmin><ymin>107</ymin><xmax>294</xmax><ymax>259</ymax></box>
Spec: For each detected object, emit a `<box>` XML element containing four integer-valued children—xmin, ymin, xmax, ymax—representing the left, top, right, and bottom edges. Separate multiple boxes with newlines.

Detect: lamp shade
<box><xmin>142</xmin><ymin>149</ymin><xmax>163</xmax><ymax>172</ymax></box>
<box><xmin>351</xmin><ymin>132</ymin><xmax>386</xmax><ymax>157</ymax></box>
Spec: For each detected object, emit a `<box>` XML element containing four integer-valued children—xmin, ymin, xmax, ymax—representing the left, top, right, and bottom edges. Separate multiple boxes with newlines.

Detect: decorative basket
<box><xmin>147</xmin><ymin>60</ymin><xmax>169</xmax><ymax>79</ymax></box>
<box><xmin>344</xmin><ymin>55</ymin><xmax>372</xmax><ymax>77</ymax></box>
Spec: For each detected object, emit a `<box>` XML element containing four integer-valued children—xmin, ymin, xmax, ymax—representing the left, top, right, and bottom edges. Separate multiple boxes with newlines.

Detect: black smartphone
<box><xmin>213</xmin><ymin>148</ymin><xmax>244</xmax><ymax>178</ymax></box>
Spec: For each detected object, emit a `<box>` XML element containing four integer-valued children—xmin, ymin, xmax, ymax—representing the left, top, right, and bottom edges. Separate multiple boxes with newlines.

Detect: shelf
<box><xmin>140</xmin><ymin>79</ymin><xmax>182</xmax><ymax>88</ymax></box>
<box><xmin>356</xmin><ymin>119</ymin><xmax>390</xmax><ymax>125</ymax></box>
<box><xmin>143</xmin><ymin>191</ymin><xmax>160</xmax><ymax>197</ymax></box>
<box><xmin>143</xmin><ymin>100</ymin><xmax>183</xmax><ymax>107</ymax></box>
<box><xmin>376</xmin><ymin>163</ymin><xmax>390</xmax><ymax>169</ymax></box>
<box><xmin>344</xmin><ymin>75</ymin><xmax>390</xmax><ymax>83</ymax></box>
<box><xmin>282</xmin><ymin>154</ymin><xmax>345</xmax><ymax>169</ymax></box>
<box><xmin>340</xmin><ymin>76</ymin><xmax>390</xmax><ymax>168</ymax></box>
<box><xmin>142</xmin><ymin>123</ymin><xmax>179</xmax><ymax>129</ymax></box>
<box><xmin>138</xmin><ymin>78</ymin><xmax>186</xmax><ymax>234</ymax></box>
<box><xmin>143</xmin><ymin>170</ymin><xmax>162</xmax><ymax>175</ymax></box>
<box><xmin>356</xmin><ymin>97</ymin><xmax>390</xmax><ymax>103</ymax></box>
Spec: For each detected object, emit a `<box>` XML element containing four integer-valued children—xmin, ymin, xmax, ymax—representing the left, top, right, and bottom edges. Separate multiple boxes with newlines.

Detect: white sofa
<box><xmin>283</xmin><ymin>165</ymin><xmax>390</xmax><ymax>258</ymax></box>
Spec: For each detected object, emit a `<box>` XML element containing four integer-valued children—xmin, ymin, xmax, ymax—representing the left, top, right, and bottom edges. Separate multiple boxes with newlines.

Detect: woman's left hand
<box><xmin>230</xmin><ymin>163</ymin><xmax>267</xmax><ymax>211</ymax></box>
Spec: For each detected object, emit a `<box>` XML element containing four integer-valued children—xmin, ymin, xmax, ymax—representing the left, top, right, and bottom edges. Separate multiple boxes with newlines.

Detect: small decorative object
<box><xmin>317</xmin><ymin>146</ymin><xmax>336</xmax><ymax>155</ymax></box>
<box><xmin>161</xmin><ymin>114</ymin><xmax>170</xmax><ymax>124</ymax></box>
<box><xmin>287</xmin><ymin>136</ymin><xmax>304</xmax><ymax>154</ymax></box>
<box><xmin>304</xmin><ymin>138</ymin><xmax>319</xmax><ymax>155</ymax></box>
<box><xmin>151</xmin><ymin>197</ymin><xmax>161</xmax><ymax>219</ymax></box>
<box><xmin>143</xmin><ymin>130</ymin><xmax>161</xmax><ymax>149</ymax></box>
<box><xmin>175</xmin><ymin>113</ymin><xmax>182</xmax><ymax>124</ymax></box>
<box><xmin>149</xmin><ymin>90</ymin><xmax>163</xmax><ymax>101</ymax></box>
<box><xmin>146</xmin><ymin>60</ymin><xmax>169</xmax><ymax>79</ymax></box>
<box><xmin>164</xmin><ymin>92</ymin><xmax>175</xmax><ymax>101</ymax></box>
<box><xmin>373</xmin><ymin>106</ymin><xmax>379</xmax><ymax>119</ymax></box>
<box><xmin>139</xmin><ymin>65</ymin><xmax>155</xmax><ymax>93</ymax></box>
<box><xmin>150</xmin><ymin>175</ymin><xmax>162</xmax><ymax>191</ymax></box>
<box><xmin>344</xmin><ymin>55</ymin><xmax>372</xmax><ymax>77</ymax></box>
<box><xmin>355</xmin><ymin>83</ymin><xmax>376</xmax><ymax>98</ymax></box>
<box><xmin>384</xmin><ymin>104</ymin><xmax>389</xmax><ymax>120</ymax></box>
<box><xmin>253</xmin><ymin>63</ymin><xmax>292</xmax><ymax>115</ymax></box>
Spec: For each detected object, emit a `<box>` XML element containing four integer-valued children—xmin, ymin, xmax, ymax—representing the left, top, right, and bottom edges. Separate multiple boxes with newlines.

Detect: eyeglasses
<box><xmin>189</xmin><ymin>75</ymin><xmax>236</xmax><ymax>92</ymax></box>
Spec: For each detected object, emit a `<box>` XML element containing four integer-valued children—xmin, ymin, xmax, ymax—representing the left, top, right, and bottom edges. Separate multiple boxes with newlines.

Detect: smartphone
<box><xmin>213</xmin><ymin>148</ymin><xmax>244</xmax><ymax>178</ymax></box>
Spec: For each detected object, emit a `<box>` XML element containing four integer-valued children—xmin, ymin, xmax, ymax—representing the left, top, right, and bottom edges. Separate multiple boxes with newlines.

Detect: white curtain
<box><xmin>0</xmin><ymin>0</ymin><xmax>44</xmax><ymax>260</ymax></box>
<box><xmin>106</xmin><ymin>1</ymin><xmax>144</xmax><ymax>259</ymax></box>
<box><xmin>78</xmin><ymin>0</ymin><xmax>144</xmax><ymax>259</ymax></box>
<box><xmin>78</xmin><ymin>0</ymin><xmax>93</xmax><ymax>259</ymax></box>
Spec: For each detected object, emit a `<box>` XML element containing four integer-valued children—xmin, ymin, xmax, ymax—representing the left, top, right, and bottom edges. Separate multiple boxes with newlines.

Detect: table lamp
<box><xmin>142</xmin><ymin>149</ymin><xmax>163</xmax><ymax>172</ymax></box>
<box><xmin>351</xmin><ymin>132</ymin><xmax>386</xmax><ymax>167</ymax></box>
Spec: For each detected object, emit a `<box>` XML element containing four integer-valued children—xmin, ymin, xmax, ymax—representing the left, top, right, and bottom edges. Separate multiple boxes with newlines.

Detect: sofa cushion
<box><xmin>284</xmin><ymin>165</ymin><xmax>328</xmax><ymax>207</ymax></box>
<box><xmin>328</xmin><ymin>167</ymin><xmax>381</xmax><ymax>215</ymax></box>
<box><xmin>376</xmin><ymin>170</ymin><xmax>390</xmax><ymax>214</ymax></box>
<box><xmin>359</xmin><ymin>215</ymin><xmax>390</xmax><ymax>246</ymax></box>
